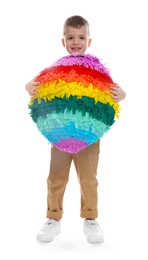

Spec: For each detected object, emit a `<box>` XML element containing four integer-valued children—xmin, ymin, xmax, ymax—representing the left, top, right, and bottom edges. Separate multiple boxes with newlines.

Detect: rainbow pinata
<box><xmin>29</xmin><ymin>54</ymin><xmax>120</xmax><ymax>153</ymax></box>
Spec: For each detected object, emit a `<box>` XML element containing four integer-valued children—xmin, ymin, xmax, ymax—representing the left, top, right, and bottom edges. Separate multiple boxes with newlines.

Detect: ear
<box><xmin>88</xmin><ymin>38</ymin><xmax>92</xmax><ymax>47</ymax></box>
<box><xmin>61</xmin><ymin>38</ymin><xmax>65</xmax><ymax>47</ymax></box>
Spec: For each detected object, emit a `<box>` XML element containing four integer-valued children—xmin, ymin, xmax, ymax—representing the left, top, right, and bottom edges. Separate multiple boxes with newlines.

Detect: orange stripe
<box><xmin>36</xmin><ymin>65</ymin><xmax>114</xmax><ymax>91</ymax></box>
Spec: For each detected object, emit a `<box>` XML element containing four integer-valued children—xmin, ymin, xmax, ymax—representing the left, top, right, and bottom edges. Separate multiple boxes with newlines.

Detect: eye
<box><xmin>66</xmin><ymin>36</ymin><xmax>73</xmax><ymax>40</ymax></box>
<box><xmin>80</xmin><ymin>36</ymin><xmax>85</xmax><ymax>40</ymax></box>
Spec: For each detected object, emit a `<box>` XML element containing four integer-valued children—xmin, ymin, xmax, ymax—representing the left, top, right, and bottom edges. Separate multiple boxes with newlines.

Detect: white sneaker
<box><xmin>84</xmin><ymin>219</ymin><xmax>104</xmax><ymax>244</ymax></box>
<box><xmin>36</xmin><ymin>219</ymin><xmax>61</xmax><ymax>242</ymax></box>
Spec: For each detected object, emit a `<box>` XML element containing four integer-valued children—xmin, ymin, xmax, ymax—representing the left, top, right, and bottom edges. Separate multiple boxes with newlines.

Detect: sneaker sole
<box><xmin>87</xmin><ymin>236</ymin><xmax>104</xmax><ymax>244</ymax></box>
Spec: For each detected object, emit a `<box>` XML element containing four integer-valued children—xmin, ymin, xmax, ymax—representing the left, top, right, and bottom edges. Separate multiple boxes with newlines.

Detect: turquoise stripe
<box><xmin>36</xmin><ymin>110</ymin><xmax>110</xmax><ymax>138</ymax></box>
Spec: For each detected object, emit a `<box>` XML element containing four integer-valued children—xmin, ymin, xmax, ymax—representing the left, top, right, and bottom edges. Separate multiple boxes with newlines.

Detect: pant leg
<box><xmin>47</xmin><ymin>145</ymin><xmax>72</xmax><ymax>220</ymax></box>
<box><xmin>73</xmin><ymin>141</ymin><xmax>100</xmax><ymax>219</ymax></box>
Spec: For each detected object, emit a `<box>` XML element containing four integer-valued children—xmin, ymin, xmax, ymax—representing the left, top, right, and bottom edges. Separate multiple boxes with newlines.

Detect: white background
<box><xmin>0</xmin><ymin>0</ymin><xmax>148</xmax><ymax>259</ymax></box>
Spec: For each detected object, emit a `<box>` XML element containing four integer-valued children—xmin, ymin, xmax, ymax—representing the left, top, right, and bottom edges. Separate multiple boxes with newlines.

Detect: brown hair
<box><xmin>63</xmin><ymin>15</ymin><xmax>89</xmax><ymax>35</ymax></box>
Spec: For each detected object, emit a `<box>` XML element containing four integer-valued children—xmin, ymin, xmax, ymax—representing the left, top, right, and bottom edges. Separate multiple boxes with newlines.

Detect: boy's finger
<box><xmin>32</xmin><ymin>81</ymin><xmax>40</xmax><ymax>86</ymax></box>
<box><xmin>110</xmin><ymin>89</ymin><xmax>117</xmax><ymax>94</ymax></box>
<box><xmin>110</xmin><ymin>86</ymin><xmax>116</xmax><ymax>91</ymax></box>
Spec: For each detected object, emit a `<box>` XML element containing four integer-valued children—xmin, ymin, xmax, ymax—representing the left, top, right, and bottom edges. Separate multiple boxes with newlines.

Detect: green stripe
<box><xmin>29</xmin><ymin>96</ymin><xmax>115</xmax><ymax>126</ymax></box>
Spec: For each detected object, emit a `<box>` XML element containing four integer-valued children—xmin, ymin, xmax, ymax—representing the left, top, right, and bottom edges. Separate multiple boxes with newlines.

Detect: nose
<box><xmin>73</xmin><ymin>37</ymin><xmax>79</xmax><ymax>44</ymax></box>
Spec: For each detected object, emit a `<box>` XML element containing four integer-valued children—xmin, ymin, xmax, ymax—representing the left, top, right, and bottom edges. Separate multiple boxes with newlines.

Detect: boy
<box><xmin>25</xmin><ymin>15</ymin><xmax>126</xmax><ymax>244</ymax></box>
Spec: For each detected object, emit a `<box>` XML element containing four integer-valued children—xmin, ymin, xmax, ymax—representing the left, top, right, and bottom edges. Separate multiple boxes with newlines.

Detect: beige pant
<box><xmin>47</xmin><ymin>141</ymin><xmax>100</xmax><ymax>220</ymax></box>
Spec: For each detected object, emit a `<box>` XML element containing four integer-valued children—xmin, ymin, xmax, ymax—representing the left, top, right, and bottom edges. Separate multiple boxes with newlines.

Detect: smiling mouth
<box><xmin>71</xmin><ymin>47</ymin><xmax>81</xmax><ymax>51</ymax></box>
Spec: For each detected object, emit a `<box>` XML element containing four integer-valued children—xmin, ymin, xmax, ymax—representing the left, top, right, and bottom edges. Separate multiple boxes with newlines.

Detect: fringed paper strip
<box><xmin>29</xmin><ymin>54</ymin><xmax>121</xmax><ymax>153</ymax></box>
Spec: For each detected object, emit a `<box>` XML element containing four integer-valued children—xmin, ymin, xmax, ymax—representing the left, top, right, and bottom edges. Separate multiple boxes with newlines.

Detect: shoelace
<box><xmin>42</xmin><ymin>220</ymin><xmax>56</xmax><ymax>230</ymax></box>
<box><xmin>87</xmin><ymin>222</ymin><xmax>99</xmax><ymax>230</ymax></box>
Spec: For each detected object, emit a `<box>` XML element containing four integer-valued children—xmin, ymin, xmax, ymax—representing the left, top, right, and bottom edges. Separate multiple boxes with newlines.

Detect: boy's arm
<box><xmin>110</xmin><ymin>84</ymin><xmax>126</xmax><ymax>102</ymax></box>
<box><xmin>25</xmin><ymin>78</ymin><xmax>40</xmax><ymax>96</ymax></box>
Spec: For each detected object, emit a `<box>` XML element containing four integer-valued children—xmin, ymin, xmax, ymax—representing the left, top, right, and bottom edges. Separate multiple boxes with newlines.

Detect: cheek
<box><xmin>83</xmin><ymin>41</ymin><xmax>88</xmax><ymax>47</ymax></box>
<box><xmin>66</xmin><ymin>43</ymin><xmax>72</xmax><ymax>48</ymax></box>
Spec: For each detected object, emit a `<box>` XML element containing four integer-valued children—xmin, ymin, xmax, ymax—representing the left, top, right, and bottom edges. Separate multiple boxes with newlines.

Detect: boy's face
<box><xmin>62</xmin><ymin>25</ymin><xmax>92</xmax><ymax>55</ymax></box>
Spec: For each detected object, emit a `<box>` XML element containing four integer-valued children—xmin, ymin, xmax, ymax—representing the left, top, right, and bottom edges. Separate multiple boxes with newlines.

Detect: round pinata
<box><xmin>28</xmin><ymin>54</ymin><xmax>120</xmax><ymax>153</ymax></box>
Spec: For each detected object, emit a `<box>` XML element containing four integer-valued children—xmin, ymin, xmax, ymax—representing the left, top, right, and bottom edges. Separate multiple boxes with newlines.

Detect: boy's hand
<box><xmin>25</xmin><ymin>78</ymin><xmax>40</xmax><ymax>96</ymax></box>
<box><xmin>110</xmin><ymin>83</ymin><xmax>126</xmax><ymax>102</ymax></box>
